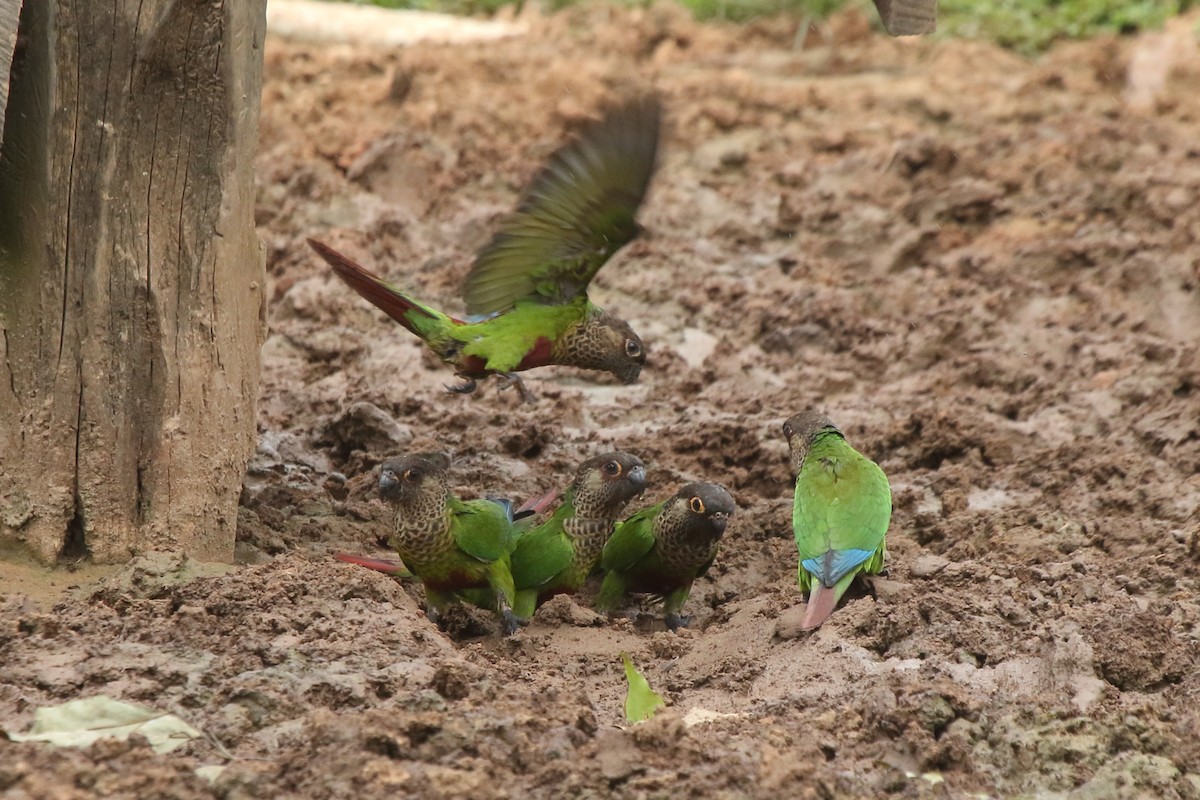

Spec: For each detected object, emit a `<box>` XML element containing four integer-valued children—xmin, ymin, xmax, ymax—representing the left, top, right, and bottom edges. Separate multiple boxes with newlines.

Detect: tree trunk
<box><xmin>0</xmin><ymin>0</ymin><xmax>267</xmax><ymax>564</ymax></box>
<box><xmin>872</xmin><ymin>0</ymin><xmax>937</xmax><ymax>35</ymax></box>
<box><xmin>0</xmin><ymin>1</ymin><xmax>19</xmax><ymax>139</ymax></box>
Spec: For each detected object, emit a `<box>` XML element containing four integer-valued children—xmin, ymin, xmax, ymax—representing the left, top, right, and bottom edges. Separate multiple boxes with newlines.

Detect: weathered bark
<box><xmin>0</xmin><ymin>1</ymin><xmax>19</xmax><ymax>138</ymax></box>
<box><xmin>0</xmin><ymin>0</ymin><xmax>267</xmax><ymax>564</ymax></box>
<box><xmin>872</xmin><ymin>0</ymin><xmax>937</xmax><ymax>35</ymax></box>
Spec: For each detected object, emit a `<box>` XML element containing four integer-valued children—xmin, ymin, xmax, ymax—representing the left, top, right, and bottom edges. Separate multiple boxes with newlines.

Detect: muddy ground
<box><xmin>4</xmin><ymin>5</ymin><xmax>1200</xmax><ymax>798</ymax></box>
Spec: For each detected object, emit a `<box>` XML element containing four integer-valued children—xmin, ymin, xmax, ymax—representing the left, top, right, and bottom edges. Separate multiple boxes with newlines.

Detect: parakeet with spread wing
<box><xmin>308</xmin><ymin>93</ymin><xmax>661</xmax><ymax>402</ymax></box>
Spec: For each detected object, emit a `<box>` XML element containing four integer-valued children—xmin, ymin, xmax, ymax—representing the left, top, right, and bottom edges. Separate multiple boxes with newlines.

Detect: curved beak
<box><xmin>628</xmin><ymin>465</ymin><xmax>647</xmax><ymax>494</ymax></box>
<box><xmin>379</xmin><ymin>471</ymin><xmax>398</xmax><ymax>494</ymax></box>
<box><xmin>620</xmin><ymin>364</ymin><xmax>643</xmax><ymax>385</ymax></box>
<box><xmin>709</xmin><ymin>512</ymin><xmax>730</xmax><ymax>536</ymax></box>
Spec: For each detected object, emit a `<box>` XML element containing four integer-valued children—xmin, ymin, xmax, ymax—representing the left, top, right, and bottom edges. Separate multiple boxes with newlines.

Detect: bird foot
<box><xmin>501</xmin><ymin>610</ymin><xmax>521</xmax><ymax>637</ymax></box>
<box><xmin>498</xmin><ymin>373</ymin><xmax>537</xmax><ymax>404</ymax></box>
<box><xmin>664</xmin><ymin>613</ymin><xmax>690</xmax><ymax>633</ymax></box>
<box><xmin>445</xmin><ymin>377</ymin><xmax>478</xmax><ymax>395</ymax></box>
<box><xmin>425</xmin><ymin>606</ymin><xmax>446</xmax><ymax>629</ymax></box>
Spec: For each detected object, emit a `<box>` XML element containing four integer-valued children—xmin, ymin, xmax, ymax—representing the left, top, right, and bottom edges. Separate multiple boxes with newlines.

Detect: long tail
<box><xmin>334</xmin><ymin>551</ymin><xmax>413</xmax><ymax>578</ymax></box>
<box><xmin>517</xmin><ymin>488</ymin><xmax>562</xmax><ymax>518</ymax></box>
<box><xmin>800</xmin><ymin>583</ymin><xmax>838</xmax><ymax>629</ymax></box>
<box><xmin>307</xmin><ymin>239</ymin><xmax>452</xmax><ymax>336</ymax></box>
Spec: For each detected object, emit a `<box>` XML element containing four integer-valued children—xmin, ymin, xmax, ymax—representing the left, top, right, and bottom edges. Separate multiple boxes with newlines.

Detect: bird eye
<box><xmin>689</xmin><ymin>496</ymin><xmax>705</xmax><ymax>514</ymax></box>
<box><xmin>782</xmin><ymin>423</ymin><xmax>792</xmax><ymax>438</ymax></box>
<box><xmin>603</xmin><ymin>460</ymin><xmax>622</xmax><ymax>477</ymax></box>
<box><xmin>403</xmin><ymin>469</ymin><xmax>416</xmax><ymax>482</ymax></box>
<box><xmin>624</xmin><ymin>339</ymin><xmax>641</xmax><ymax>358</ymax></box>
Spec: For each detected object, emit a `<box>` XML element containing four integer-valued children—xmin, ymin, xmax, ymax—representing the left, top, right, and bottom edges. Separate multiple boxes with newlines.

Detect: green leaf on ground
<box><xmin>622</xmin><ymin>652</ymin><xmax>665</xmax><ymax>723</ymax></box>
<box><xmin>6</xmin><ymin>695</ymin><xmax>203</xmax><ymax>755</ymax></box>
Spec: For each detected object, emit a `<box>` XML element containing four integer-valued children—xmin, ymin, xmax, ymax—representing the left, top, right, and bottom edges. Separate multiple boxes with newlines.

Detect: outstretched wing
<box><xmin>462</xmin><ymin>93</ymin><xmax>661</xmax><ymax>316</ymax></box>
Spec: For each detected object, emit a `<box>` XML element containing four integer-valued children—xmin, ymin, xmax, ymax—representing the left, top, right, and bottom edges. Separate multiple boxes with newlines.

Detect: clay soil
<box><xmin>4</xmin><ymin>6</ymin><xmax>1200</xmax><ymax>798</ymax></box>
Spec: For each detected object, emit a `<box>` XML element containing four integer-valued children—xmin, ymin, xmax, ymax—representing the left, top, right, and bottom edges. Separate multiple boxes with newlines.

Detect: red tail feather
<box><xmin>308</xmin><ymin>239</ymin><xmax>445</xmax><ymax>333</ymax></box>
<box><xmin>801</xmin><ymin>584</ymin><xmax>838</xmax><ymax>630</ymax></box>
<box><xmin>334</xmin><ymin>551</ymin><xmax>408</xmax><ymax>576</ymax></box>
<box><xmin>517</xmin><ymin>488</ymin><xmax>562</xmax><ymax>517</ymax></box>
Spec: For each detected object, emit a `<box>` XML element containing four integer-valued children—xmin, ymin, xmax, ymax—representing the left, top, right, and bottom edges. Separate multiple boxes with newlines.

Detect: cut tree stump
<box><xmin>0</xmin><ymin>0</ymin><xmax>267</xmax><ymax>564</ymax></box>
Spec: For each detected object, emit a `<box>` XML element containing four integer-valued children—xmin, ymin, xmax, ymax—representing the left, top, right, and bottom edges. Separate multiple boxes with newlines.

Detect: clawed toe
<box><xmin>665</xmin><ymin>613</ymin><xmax>689</xmax><ymax>633</ymax></box>
<box><xmin>499</xmin><ymin>373</ymin><xmax>537</xmax><ymax>404</ymax></box>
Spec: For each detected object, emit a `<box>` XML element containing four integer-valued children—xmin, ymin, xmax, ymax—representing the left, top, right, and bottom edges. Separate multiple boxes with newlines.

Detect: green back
<box><xmin>509</xmin><ymin>497</ymin><xmax>577</xmax><ymax>590</ymax></box>
<box><xmin>462</xmin><ymin>95</ymin><xmax>660</xmax><ymax>316</ymax></box>
<box><xmin>450</xmin><ymin>496</ymin><xmax>515</xmax><ymax>563</ymax></box>
<box><xmin>449</xmin><ymin>298</ymin><xmax>588</xmax><ymax>373</ymax></box>
<box><xmin>601</xmin><ymin>502</ymin><xmax>662</xmax><ymax>574</ymax></box>
<box><xmin>793</xmin><ymin>435</ymin><xmax>891</xmax><ymax>562</ymax></box>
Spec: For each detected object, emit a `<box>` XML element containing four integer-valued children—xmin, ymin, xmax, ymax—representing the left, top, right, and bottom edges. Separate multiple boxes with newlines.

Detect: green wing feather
<box><xmin>462</xmin><ymin>93</ymin><xmax>661</xmax><ymax>316</ymax></box>
<box><xmin>450</xmin><ymin>497</ymin><xmax>514</xmax><ymax>563</ymax></box>
<box><xmin>601</xmin><ymin>502</ymin><xmax>661</xmax><ymax>573</ymax></box>
<box><xmin>452</xmin><ymin>301</ymin><xmax>582</xmax><ymax>373</ymax></box>
<box><xmin>509</xmin><ymin>504</ymin><xmax>576</xmax><ymax>590</ymax></box>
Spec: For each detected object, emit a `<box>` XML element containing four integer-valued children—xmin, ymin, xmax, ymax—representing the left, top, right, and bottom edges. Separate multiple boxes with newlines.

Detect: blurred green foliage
<box><xmin>347</xmin><ymin>0</ymin><xmax>865</xmax><ymax>21</ymax></box>
<box><xmin>938</xmin><ymin>0</ymin><xmax>1195</xmax><ymax>54</ymax></box>
<box><xmin>671</xmin><ymin>0</ymin><xmax>861</xmax><ymax>23</ymax></box>
<box><xmin>339</xmin><ymin>0</ymin><xmax>1196</xmax><ymax>51</ymax></box>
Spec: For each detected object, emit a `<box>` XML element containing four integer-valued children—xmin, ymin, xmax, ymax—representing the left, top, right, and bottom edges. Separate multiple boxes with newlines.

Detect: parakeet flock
<box><xmin>319</xmin><ymin>92</ymin><xmax>893</xmax><ymax>636</ymax></box>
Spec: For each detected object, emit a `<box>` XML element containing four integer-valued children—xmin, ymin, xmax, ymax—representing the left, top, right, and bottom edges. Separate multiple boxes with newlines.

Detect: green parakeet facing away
<box><xmin>369</xmin><ymin>452</ymin><xmax>522</xmax><ymax>636</ymax></box>
<box><xmin>595</xmin><ymin>483</ymin><xmax>735</xmax><ymax>632</ymax></box>
<box><xmin>783</xmin><ymin>411</ymin><xmax>892</xmax><ymax>630</ymax></box>
<box><xmin>308</xmin><ymin>92</ymin><xmax>661</xmax><ymax>402</ymax></box>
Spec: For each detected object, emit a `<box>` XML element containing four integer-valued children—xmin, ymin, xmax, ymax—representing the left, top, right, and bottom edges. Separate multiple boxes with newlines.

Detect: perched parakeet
<box><xmin>334</xmin><ymin>488</ymin><xmax>559</xmax><ymax>580</ymax></box>
<box><xmin>783</xmin><ymin>411</ymin><xmax>892</xmax><ymax>630</ymax></box>
<box><xmin>595</xmin><ymin>483</ymin><xmax>736</xmax><ymax>632</ymax></box>
<box><xmin>368</xmin><ymin>452</ymin><xmax>521</xmax><ymax>635</ymax></box>
<box><xmin>474</xmin><ymin>452</ymin><xmax>648</xmax><ymax>622</ymax></box>
<box><xmin>307</xmin><ymin>93</ymin><xmax>661</xmax><ymax>402</ymax></box>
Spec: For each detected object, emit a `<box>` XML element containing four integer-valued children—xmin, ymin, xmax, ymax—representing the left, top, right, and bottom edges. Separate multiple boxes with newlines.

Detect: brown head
<box><xmin>556</xmin><ymin>310</ymin><xmax>646</xmax><ymax>384</ymax></box>
<box><xmin>657</xmin><ymin>482</ymin><xmax>736</xmax><ymax>552</ymax></box>
<box><xmin>378</xmin><ymin>452</ymin><xmax>452</xmax><ymax>523</ymax></box>
<box><xmin>781</xmin><ymin>411</ymin><xmax>842</xmax><ymax>476</ymax></box>
<box><xmin>572</xmin><ymin>451</ymin><xmax>648</xmax><ymax>519</ymax></box>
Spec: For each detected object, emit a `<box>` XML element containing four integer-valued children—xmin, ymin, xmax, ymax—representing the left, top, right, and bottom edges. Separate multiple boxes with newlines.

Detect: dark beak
<box><xmin>379</xmin><ymin>471</ymin><xmax>398</xmax><ymax>494</ymax></box>
<box><xmin>621</xmin><ymin>364</ymin><xmax>643</xmax><ymax>385</ymax></box>
<box><xmin>709</xmin><ymin>512</ymin><xmax>729</xmax><ymax>535</ymax></box>
<box><xmin>628</xmin><ymin>465</ymin><xmax>647</xmax><ymax>494</ymax></box>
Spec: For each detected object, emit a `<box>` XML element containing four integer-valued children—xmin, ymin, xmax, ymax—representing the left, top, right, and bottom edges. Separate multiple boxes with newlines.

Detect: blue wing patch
<box><xmin>484</xmin><ymin>495</ymin><xmax>516</xmax><ymax>523</ymax></box>
<box><xmin>802</xmin><ymin>549</ymin><xmax>875</xmax><ymax>587</ymax></box>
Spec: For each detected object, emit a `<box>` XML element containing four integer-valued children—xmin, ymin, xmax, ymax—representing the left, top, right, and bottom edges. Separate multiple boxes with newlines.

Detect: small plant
<box><xmin>622</xmin><ymin>652</ymin><xmax>665</xmax><ymax>723</ymax></box>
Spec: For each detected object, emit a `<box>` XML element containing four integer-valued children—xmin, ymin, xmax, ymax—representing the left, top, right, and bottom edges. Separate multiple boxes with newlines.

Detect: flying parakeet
<box><xmin>783</xmin><ymin>411</ymin><xmax>892</xmax><ymax>630</ymax></box>
<box><xmin>308</xmin><ymin>93</ymin><xmax>661</xmax><ymax>402</ymax></box>
<box><xmin>366</xmin><ymin>452</ymin><xmax>522</xmax><ymax>635</ymax></box>
<box><xmin>470</xmin><ymin>452</ymin><xmax>647</xmax><ymax>622</ymax></box>
<box><xmin>595</xmin><ymin>482</ymin><xmax>735</xmax><ymax>632</ymax></box>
